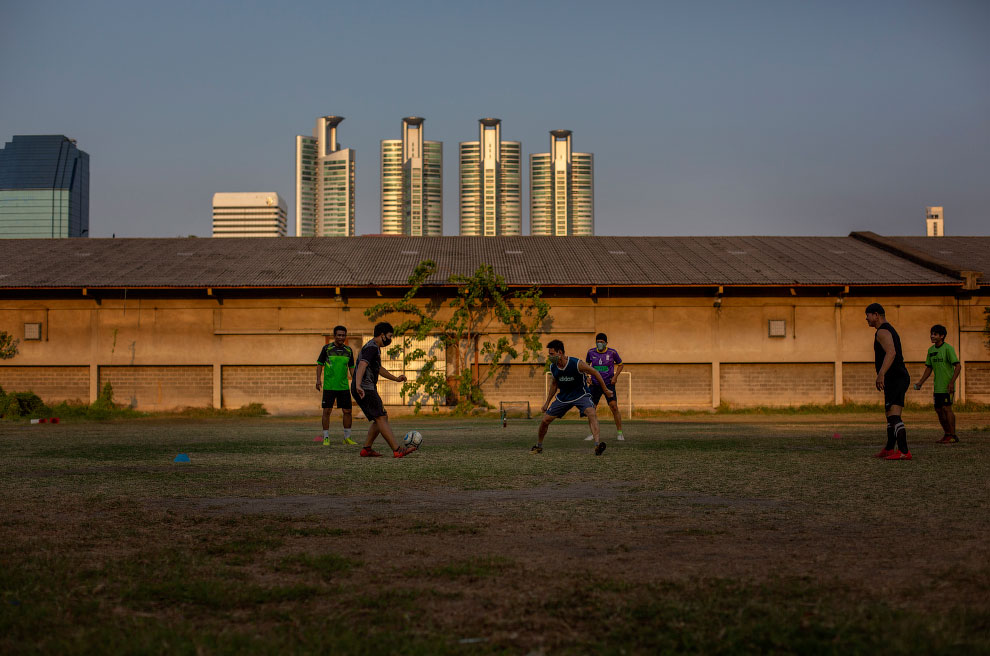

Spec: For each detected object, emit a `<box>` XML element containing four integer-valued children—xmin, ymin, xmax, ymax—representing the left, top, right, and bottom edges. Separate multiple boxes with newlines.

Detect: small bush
<box><xmin>0</xmin><ymin>391</ymin><xmax>48</xmax><ymax>418</ymax></box>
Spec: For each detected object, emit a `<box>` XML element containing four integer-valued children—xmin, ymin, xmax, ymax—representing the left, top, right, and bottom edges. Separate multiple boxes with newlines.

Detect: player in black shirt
<box><xmin>866</xmin><ymin>303</ymin><xmax>912</xmax><ymax>460</ymax></box>
<box><xmin>351</xmin><ymin>321</ymin><xmax>417</xmax><ymax>458</ymax></box>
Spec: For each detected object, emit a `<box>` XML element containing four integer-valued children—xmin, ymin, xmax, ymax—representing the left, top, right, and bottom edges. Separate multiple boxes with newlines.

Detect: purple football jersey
<box><xmin>585</xmin><ymin>347</ymin><xmax>622</xmax><ymax>386</ymax></box>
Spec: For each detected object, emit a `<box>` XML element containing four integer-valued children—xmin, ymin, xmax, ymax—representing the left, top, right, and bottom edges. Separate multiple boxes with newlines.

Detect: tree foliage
<box><xmin>0</xmin><ymin>331</ymin><xmax>18</xmax><ymax>360</ymax></box>
<box><xmin>365</xmin><ymin>260</ymin><xmax>550</xmax><ymax>413</ymax></box>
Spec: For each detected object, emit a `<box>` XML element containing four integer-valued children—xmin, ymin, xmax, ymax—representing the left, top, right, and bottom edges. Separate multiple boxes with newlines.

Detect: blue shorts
<box><xmin>546</xmin><ymin>394</ymin><xmax>595</xmax><ymax>418</ymax></box>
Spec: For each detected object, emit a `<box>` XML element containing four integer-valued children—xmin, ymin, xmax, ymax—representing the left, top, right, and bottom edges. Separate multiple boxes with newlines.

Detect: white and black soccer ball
<box><xmin>403</xmin><ymin>430</ymin><xmax>424</xmax><ymax>448</ymax></box>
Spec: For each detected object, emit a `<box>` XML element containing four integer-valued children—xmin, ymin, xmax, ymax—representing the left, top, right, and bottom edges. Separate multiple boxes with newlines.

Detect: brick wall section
<box><xmin>99</xmin><ymin>366</ymin><xmax>212</xmax><ymax>411</ymax></box>
<box><xmin>966</xmin><ymin>362</ymin><xmax>990</xmax><ymax>402</ymax></box>
<box><xmin>625</xmin><ymin>364</ymin><xmax>712</xmax><ymax>407</ymax></box>
<box><xmin>721</xmin><ymin>363</ymin><xmax>834</xmax><ymax>407</ymax></box>
<box><xmin>222</xmin><ymin>365</ymin><xmax>318</xmax><ymax>414</ymax></box>
<box><xmin>0</xmin><ymin>366</ymin><xmax>89</xmax><ymax>403</ymax></box>
<box><xmin>841</xmin><ymin>362</ymin><xmax>929</xmax><ymax>404</ymax></box>
<box><xmin>478</xmin><ymin>363</ymin><xmax>713</xmax><ymax>410</ymax></box>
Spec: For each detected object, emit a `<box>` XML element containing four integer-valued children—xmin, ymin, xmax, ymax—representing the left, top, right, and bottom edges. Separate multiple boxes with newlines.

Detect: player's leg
<box><xmin>934</xmin><ymin>400</ymin><xmax>951</xmax><ymax>441</ymax></box>
<box><xmin>585</xmin><ymin>386</ymin><xmax>602</xmax><ymax>440</ymax></box>
<box><xmin>607</xmin><ymin>384</ymin><xmax>623</xmax><ymax>439</ymax></box>
<box><xmin>374</xmin><ymin>416</ymin><xmax>401</xmax><ymax>452</ymax></box>
<box><xmin>944</xmin><ymin>401</ymin><xmax>958</xmax><ymax>442</ymax></box>
<box><xmin>535</xmin><ymin>413</ymin><xmax>555</xmax><ymax>452</ymax></box>
<box><xmin>357</xmin><ymin>390</ymin><xmax>385</xmax><ymax>457</ymax></box>
<box><xmin>338</xmin><ymin>391</ymin><xmax>356</xmax><ymax>444</ymax></box>
<box><xmin>321</xmin><ymin>391</ymin><xmax>333</xmax><ymax>445</ymax></box>
<box><xmin>883</xmin><ymin>401</ymin><xmax>910</xmax><ymax>460</ymax></box>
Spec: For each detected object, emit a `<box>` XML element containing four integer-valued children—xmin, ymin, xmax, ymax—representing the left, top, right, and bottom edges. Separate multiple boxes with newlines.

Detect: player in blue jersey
<box><xmin>531</xmin><ymin>339</ymin><xmax>613</xmax><ymax>456</ymax></box>
<box><xmin>584</xmin><ymin>332</ymin><xmax>625</xmax><ymax>441</ymax></box>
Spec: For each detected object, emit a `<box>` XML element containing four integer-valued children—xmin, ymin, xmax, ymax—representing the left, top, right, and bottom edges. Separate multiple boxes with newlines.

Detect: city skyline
<box><xmin>212</xmin><ymin>192</ymin><xmax>286</xmax><ymax>238</ymax></box>
<box><xmin>295</xmin><ymin>116</ymin><xmax>356</xmax><ymax>237</ymax></box>
<box><xmin>460</xmin><ymin>118</ymin><xmax>522</xmax><ymax>236</ymax></box>
<box><xmin>1</xmin><ymin>1</ymin><xmax>987</xmax><ymax>238</ymax></box>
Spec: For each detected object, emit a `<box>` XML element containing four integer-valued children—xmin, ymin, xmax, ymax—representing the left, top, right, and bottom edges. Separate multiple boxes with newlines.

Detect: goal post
<box><xmin>499</xmin><ymin>401</ymin><xmax>531</xmax><ymax>428</ymax></box>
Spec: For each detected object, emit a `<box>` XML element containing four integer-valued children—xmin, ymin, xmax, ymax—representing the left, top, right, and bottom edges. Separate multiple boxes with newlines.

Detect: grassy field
<box><xmin>1</xmin><ymin>411</ymin><xmax>989</xmax><ymax>655</ymax></box>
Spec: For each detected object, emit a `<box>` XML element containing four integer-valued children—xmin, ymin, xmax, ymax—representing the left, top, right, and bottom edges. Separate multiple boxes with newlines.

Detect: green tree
<box><xmin>366</xmin><ymin>259</ymin><xmax>550</xmax><ymax>413</ymax></box>
<box><xmin>0</xmin><ymin>331</ymin><xmax>18</xmax><ymax>360</ymax></box>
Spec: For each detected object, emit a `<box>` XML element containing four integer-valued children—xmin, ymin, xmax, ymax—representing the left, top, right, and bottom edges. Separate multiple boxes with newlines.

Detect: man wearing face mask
<box><xmin>351</xmin><ymin>321</ymin><xmax>418</xmax><ymax>458</ymax></box>
<box><xmin>532</xmin><ymin>339</ymin><xmax>613</xmax><ymax>456</ymax></box>
<box><xmin>584</xmin><ymin>333</ymin><xmax>624</xmax><ymax>441</ymax></box>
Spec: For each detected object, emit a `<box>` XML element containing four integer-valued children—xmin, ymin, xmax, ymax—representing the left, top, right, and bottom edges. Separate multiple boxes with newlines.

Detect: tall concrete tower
<box><xmin>380</xmin><ymin>117</ymin><xmax>443</xmax><ymax>236</ymax></box>
<box><xmin>459</xmin><ymin>118</ymin><xmax>522</xmax><ymax>236</ymax></box>
<box><xmin>530</xmin><ymin>130</ymin><xmax>593</xmax><ymax>236</ymax></box>
<box><xmin>926</xmin><ymin>206</ymin><xmax>944</xmax><ymax>237</ymax></box>
<box><xmin>295</xmin><ymin>116</ymin><xmax>355</xmax><ymax>237</ymax></box>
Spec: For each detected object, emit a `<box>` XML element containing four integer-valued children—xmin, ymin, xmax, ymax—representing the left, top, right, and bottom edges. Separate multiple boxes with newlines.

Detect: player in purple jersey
<box><xmin>585</xmin><ymin>333</ymin><xmax>625</xmax><ymax>441</ymax></box>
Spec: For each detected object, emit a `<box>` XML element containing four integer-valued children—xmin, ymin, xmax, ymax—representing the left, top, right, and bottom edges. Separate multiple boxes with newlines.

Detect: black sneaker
<box><xmin>595</xmin><ymin>441</ymin><xmax>607</xmax><ymax>456</ymax></box>
<box><xmin>529</xmin><ymin>444</ymin><xmax>543</xmax><ymax>455</ymax></box>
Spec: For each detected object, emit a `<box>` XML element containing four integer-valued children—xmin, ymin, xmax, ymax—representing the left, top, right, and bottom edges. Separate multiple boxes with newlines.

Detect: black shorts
<box><xmin>934</xmin><ymin>393</ymin><xmax>953</xmax><ymax>409</ymax></box>
<box><xmin>590</xmin><ymin>383</ymin><xmax>618</xmax><ymax>405</ymax></box>
<box><xmin>352</xmin><ymin>388</ymin><xmax>387</xmax><ymax>421</ymax></box>
<box><xmin>883</xmin><ymin>374</ymin><xmax>910</xmax><ymax>410</ymax></box>
<box><xmin>322</xmin><ymin>389</ymin><xmax>352</xmax><ymax>410</ymax></box>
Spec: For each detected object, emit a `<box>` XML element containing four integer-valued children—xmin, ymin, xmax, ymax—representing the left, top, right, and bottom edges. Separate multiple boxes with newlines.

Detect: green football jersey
<box><xmin>924</xmin><ymin>342</ymin><xmax>959</xmax><ymax>394</ymax></box>
<box><xmin>317</xmin><ymin>344</ymin><xmax>354</xmax><ymax>391</ymax></box>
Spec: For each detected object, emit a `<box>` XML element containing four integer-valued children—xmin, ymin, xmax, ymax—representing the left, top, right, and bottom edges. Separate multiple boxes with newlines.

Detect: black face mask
<box><xmin>381</xmin><ymin>335</ymin><xmax>392</xmax><ymax>346</ymax></box>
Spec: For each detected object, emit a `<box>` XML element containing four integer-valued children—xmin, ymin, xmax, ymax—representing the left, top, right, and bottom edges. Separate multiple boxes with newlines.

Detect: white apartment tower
<box><xmin>459</xmin><ymin>118</ymin><xmax>522</xmax><ymax>236</ymax></box>
<box><xmin>381</xmin><ymin>117</ymin><xmax>443</xmax><ymax>236</ymax></box>
<box><xmin>926</xmin><ymin>206</ymin><xmax>944</xmax><ymax>237</ymax></box>
<box><xmin>295</xmin><ymin>116</ymin><xmax>355</xmax><ymax>237</ymax></box>
<box><xmin>212</xmin><ymin>193</ymin><xmax>287</xmax><ymax>237</ymax></box>
<box><xmin>530</xmin><ymin>130</ymin><xmax>594</xmax><ymax>236</ymax></box>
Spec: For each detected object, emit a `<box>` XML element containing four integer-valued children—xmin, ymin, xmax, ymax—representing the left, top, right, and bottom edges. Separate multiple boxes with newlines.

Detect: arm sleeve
<box><xmin>347</xmin><ymin>347</ymin><xmax>355</xmax><ymax>368</ymax></box>
<box><xmin>316</xmin><ymin>346</ymin><xmax>327</xmax><ymax>365</ymax></box>
<box><xmin>613</xmin><ymin>350</ymin><xmax>622</xmax><ymax>364</ymax></box>
<box><xmin>948</xmin><ymin>345</ymin><xmax>960</xmax><ymax>365</ymax></box>
<box><xmin>924</xmin><ymin>350</ymin><xmax>933</xmax><ymax>367</ymax></box>
<box><xmin>585</xmin><ymin>349</ymin><xmax>593</xmax><ymax>364</ymax></box>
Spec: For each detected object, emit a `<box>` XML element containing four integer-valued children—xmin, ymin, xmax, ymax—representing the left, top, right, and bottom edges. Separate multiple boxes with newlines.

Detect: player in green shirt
<box><xmin>913</xmin><ymin>324</ymin><xmax>962</xmax><ymax>443</ymax></box>
<box><xmin>316</xmin><ymin>325</ymin><xmax>356</xmax><ymax>445</ymax></box>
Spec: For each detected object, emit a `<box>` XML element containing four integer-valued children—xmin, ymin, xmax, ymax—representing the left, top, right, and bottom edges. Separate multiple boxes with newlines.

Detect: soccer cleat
<box><xmin>937</xmin><ymin>435</ymin><xmax>953</xmax><ymax>444</ymax></box>
<box><xmin>393</xmin><ymin>446</ymin><xmax>417</xmax><ymax>458</ymax></box>
<box><xmin>359</xmin><ymin>447</ymin><xmax>382</xmax><ymax>457</ymax></box>
<box><xmin>342</xmin><ymin>437</ymin><xmax>357</xmax><ymax>445</ymax></box>
<box><xmin>874</xmin><ymin>448</ymin><xmax>893</xmax><ymax>459</ymax></box>
<box><xmin>584</xmin><ymin>435</ymin><xmax>594</xmax><ymax>441</ymax></box>
<box><xmin>322</xmin><ymin>435</ymin><xmax>330</xmax><ymax>446</ymax></box>
<box><xmin>949</xmin><ymin>435</ymin><xmax>960</xmax><ymax>443</ymax></box>
<box><xmin>616</xmin><ymin>432</ymin><xmax>625</xmax><ymax>441</ymax></box>
<box><xmin>595</xmin><ymin>441</ymin><xmax>607</xmax><ymax>456</ymax></box>
<box><xmin>884</xmin><ymin>450</ymin><xmax>912</xmax><ymax>460</ymax></box>
<box><xmin>529</xmin><ymin>444</ymin><xmax>543</xmax><ymax>455</ymax></box>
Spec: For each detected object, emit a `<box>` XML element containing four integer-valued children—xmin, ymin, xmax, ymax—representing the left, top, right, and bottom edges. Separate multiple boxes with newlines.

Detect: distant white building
<box><xmin>926</xmin><ymin>206</ymin><xmax>944</xmax><ymax>237</ymax></box>
<box><xmin>212</xmin><ymin>193</ymin><xmax>287</xmax><ymax>238</ymax></box>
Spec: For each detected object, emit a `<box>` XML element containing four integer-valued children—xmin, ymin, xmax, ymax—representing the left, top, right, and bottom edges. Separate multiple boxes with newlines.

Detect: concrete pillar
<box><xmin>711</xmin><ymin>361</ymin><xmax>720</xmax><ymax>408</ymax></box>
<box><xmin>834</xmin><ymin>303</ymin><xmax>843</xmax><ymax>405</ymax></box>
<box><xmin>213</xmin><ymin>364</ymin><xmax>222</xmax><ymax>409</ymax></box>
<box><xmin>89</xmin><ymin>309</ymin><xmax>99</xmax><ymax>402</ymax></box>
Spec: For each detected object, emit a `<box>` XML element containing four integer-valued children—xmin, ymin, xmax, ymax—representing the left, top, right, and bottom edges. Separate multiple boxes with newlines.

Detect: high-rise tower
<box><xmin>295</xmin><ymin>116</ymin><xmax>355</xmax><ymax>237</ymax></box>
<box><xmin>926</xmin><ymin>206</ymin><xmax>944</xmax><ymax>237</ymax></box>
<box><xmin>212</xmin><ymin>193</ymin><xmax>287</xmax><ymax>237</ymax></box>
<box><xmin>530</xmin><ymin>130</ymin><xmax>594</xmax><ymax>236</ymax></box>
<box><xmin>459</xmin><ymin>118</ymin><xmax>522</xmax><ymax>236</ymax></box>
<box><xmin>381</xmin><ymin>117</ymin><xmax>442</xmax><ymax>236</ymax></box>
<box><xmin>0</xmin><ymin>135</ymin><xmax>89</xmax><ymax>238</ymax></box>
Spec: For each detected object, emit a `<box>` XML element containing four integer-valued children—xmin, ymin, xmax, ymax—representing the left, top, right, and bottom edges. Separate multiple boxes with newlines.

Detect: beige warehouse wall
<box><xmin>1</xmin><ymin>291</ymin><xmax>987</xmax><ymax>413</ymax></box>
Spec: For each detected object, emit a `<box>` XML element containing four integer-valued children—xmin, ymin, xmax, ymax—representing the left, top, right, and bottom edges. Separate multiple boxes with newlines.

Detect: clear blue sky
<box><xmin>1</xmin><ymin>0</ymin><xmax>987</xmax><ymax>237</ymax></box>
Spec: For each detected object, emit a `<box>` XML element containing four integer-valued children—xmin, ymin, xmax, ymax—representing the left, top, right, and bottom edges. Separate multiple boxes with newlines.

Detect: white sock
<box><xmin>343</xmin><ymin>428</ymin><xmax>351</xmax><ymax>439</ymax></box>
<box><xmin>323</xmin><ymin>430</ymin><xmax>329</xmax><ymax>438</ymax></box>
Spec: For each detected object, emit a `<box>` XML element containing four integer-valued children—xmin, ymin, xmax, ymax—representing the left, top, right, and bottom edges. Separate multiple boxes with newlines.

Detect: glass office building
<box><xmin>0</xmin><ymin>135</ymin><xmax>90</xmax><ymax>238</ymax></box>
<box><xmin>459</xmin><ymin>118</ymin><xmax>521</xmax><ymax>236</ymax></box>
<box><xmin>530</xmin><ymin>130</ymin><xmax>594</xmax><ymax>236</ymax></box>
<box><xmin>212</xmin><ymin>192</ymin><xmax>287</xmax><ymax>237</ymax></box>
<box><xmin>380</xmin><ymin>117</ymin><xmax>443</xmax><ymax>236</ymax></box>
<box><xmin>295</xmin><ymin>116</ymin><xmax>356</xmax><ymax>237</ymax></box>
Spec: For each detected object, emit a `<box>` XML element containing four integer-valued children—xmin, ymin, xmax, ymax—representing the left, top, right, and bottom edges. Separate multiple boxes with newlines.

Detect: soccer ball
<box><xmin>403</xmin><ymin>430</ymin><xmax>424</xmax><ymax>448</ymax></box>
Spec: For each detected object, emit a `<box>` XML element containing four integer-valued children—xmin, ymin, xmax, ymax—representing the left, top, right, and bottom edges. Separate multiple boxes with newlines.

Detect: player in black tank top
<box><xmin>866</xmin><ymin>304</ymin><xmax>912</xmax><ymax>460</ymax></box>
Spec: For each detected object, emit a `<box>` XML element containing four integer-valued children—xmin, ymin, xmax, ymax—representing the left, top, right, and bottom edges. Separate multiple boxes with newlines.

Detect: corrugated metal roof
<box><xmin>884</xmin><ymin>236</ymin><xmax>989</xmax><ymax>283</ymax></box>
<box><xmin>0</xmin><ymin>235</ymin><xmax>963</xmax><ymax>288</ymax></box>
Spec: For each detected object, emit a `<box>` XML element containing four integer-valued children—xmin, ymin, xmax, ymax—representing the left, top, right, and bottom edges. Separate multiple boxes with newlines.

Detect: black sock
<box><xmin>885</xmin><ymin>423</ymin><xmax>896</xmax><ymax>451</ymax></box>
<box><xmin>889</xmin><ymin>415</ymin><xmax>908</xmax><ymax>453</ymax></box>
